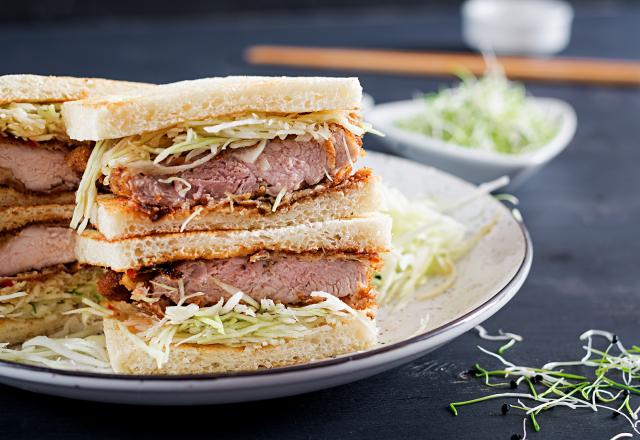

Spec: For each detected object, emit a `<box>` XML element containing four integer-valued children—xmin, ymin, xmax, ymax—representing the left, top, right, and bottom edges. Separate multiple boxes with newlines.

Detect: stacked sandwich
<box><xmin>0</xmin><ymin>75</ymin><xmax>149</xmax><ymax>343</ymax></box>
<box><xmin>63</xmin><ymin>76</ymin><xmax>391</xmax><ymax>374</ymax></box>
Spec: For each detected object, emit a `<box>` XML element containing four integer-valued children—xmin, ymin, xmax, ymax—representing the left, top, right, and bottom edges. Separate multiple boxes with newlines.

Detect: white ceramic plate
<box><xmin>0</xmin><ymin>152</ymin><xmax>532</xmax><ymax>405</ymax></box>
<box><xmin>367</xmin><ymin>97</ymin><xmax>576</xmax><ymax>186</ymax></box>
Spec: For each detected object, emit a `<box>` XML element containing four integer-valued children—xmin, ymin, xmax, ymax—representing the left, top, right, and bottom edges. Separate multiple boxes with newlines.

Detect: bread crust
<box><xmin>0</xmin><ymin>203</ymin><xmax>73</xmax><ymax>232</ymax></box>
<box><xmin>76</xmin><ymin>214</ymin><xmax>392</xmax><ymax>271</ymax></box>
<box><xmin>0</xmin><ymin>75</ymin><xmax>152</xmax><ymax>105</ymax></box>
<box><xmin>62</xmin><ymin>76</ymin><xmax>362</xmax><ymax>140</ymax></box>
<box><xmin>0</xmin><ymin>187</ymin><xmax>75</xmax><ymax>208</ymax></box>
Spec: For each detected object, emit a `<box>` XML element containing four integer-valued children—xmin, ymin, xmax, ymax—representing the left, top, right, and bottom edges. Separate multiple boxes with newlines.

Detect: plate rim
<box><xmin>0</xmin><ymin>154</ymin><xmax>532</xmax><ymax>383</ymax></box>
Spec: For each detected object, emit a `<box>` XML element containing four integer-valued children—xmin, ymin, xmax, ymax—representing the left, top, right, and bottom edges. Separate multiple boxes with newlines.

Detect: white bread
<box><xmin>103</xmin><ymin>313</ymin><xmax>376</xmax><ymax>374</ymax></box>
<box><xmin>0</xmin><ymin>74</ymin><xmax>152</xmax><ymax>105</ymax></box>
<box><xmin>0</xmin><ymin>187</ymin><xmax>75</xmax><ymax>207</ymax></box>
<box><xmin>92</xmin><ymin>171</ymin><xmax>380</xmax><ymax>240</ymax></box>
<box><xmin>76</xmin><ymin>214</ymin><xmax>391</xmax><ymax>271</ymax></box>
<box><xmin>62</xmin><ymin>76</ymin><xmax>362</xmax><ymax>141</ymax></box>
<box><xmin>0</xmin><ymin>203</ymin><xmax>73</xmax><ymax>232</ymax></box>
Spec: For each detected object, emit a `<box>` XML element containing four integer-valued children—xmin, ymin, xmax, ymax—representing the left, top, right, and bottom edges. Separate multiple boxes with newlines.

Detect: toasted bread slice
<box><xmin>0</xmin><ymin>203</ymin><xmax>73</xmax><ymax>232</ymax></box>
<box><xmin>0</xmin><ymin>74</ymin><xmax>152</xmax><ymax>105</ymax></box>
<box><xmin>103</xmin><ymin>313</ymin><xmax>376</xmax><ymax>375</ymax></box>
<box><xmin>0</xmin><ymin>187</ymin><xmax>75</xmax><ymax>208</ymax></box>
<box><xmin>76</xmin><ymin>214</ymin><xmax>391</xmax><ymax>271</ymax></box>
<box><xmin>92</xmin><ymin>169</ymin><xmax>380</xmax><ymax>240</ymax></box>
<box><xmin>62</xmin><ymin>76</ymin><xmax>362</xmax><ymax>141</ymax></box>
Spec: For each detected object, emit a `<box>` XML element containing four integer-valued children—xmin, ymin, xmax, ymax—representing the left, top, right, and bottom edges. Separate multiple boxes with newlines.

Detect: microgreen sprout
<box><xmin>395</xmin><ymin>71</ymin><xmax>561</xmax><ymax>155</ymax></box>
<box><xmin>451</xmin><ymin>329</ymin><xmax>640</xmax><ymax>438</ymax></box>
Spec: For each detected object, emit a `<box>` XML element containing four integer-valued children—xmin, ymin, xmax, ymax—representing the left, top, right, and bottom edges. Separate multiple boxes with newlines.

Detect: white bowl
<box><xmin>462</xmin><ymin>0</ymin><xmax>574</xmax><ymax>55</ymax></box>
<box><xmin>367</xmin><ymin>96</ymin><xmax>576</xmax><ymax>186</ymax></box>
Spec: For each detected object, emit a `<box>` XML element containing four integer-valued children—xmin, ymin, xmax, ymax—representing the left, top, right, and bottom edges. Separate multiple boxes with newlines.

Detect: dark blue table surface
<box><xmin>1</xmin><ymin>3</ymin><xmax>639</xmax><ymax>439</ymax></box>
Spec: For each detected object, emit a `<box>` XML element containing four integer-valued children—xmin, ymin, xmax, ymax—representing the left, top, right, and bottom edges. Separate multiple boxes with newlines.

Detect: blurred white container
<box><xmin>366</xmin><ymin>97</ymin><xmax>577</xmax><ymax>187</ymax></box>
<box><xmin>462</xmin><ymin>0</ymin><xmax>574</xmax><ymax>55</ymax></box>
<box><xmin>361</xmin><ymin>93</ymin><xmax>375</xmax><ymax>114</ymax></box>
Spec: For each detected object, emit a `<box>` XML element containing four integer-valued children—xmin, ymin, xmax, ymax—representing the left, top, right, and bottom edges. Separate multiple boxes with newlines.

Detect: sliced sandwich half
<box><xmin>62</xmin><ymin>76</ymin><xmax>379</xmax><ymax>239</ymax></box>
<box><xmin>0</xmin><ymin>74</ymin><xmax>151</xmax><ymax>343</ymax></box>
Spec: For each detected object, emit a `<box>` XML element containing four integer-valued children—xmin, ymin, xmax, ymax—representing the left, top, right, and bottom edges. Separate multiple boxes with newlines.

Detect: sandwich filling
<box><xmin>73</xmin><ymin>111</ymin><xmax>374</xmax><ymax>231</ymax></box>
<box><xmin>108</xmin><ymin>125</ymin><xmax>360</xmax><ymax>210</ymax></box>
<box><xmin>98</xmin><ymin>251</ymin><xmax>379</xmax><ymax>314</ymax></box>
<box><xmin>0</xmin><ymin>264</ymin><xmax>103</xmax><ymax>321</ymax></box>
<box><xmin>96</xmin><ymin>251</ymin><xmax>379</xmax><ymax>367</ymax></box>
<box><xmin>0</xmin><ymin>103</ymin><xmax>88</xmax><ymax>194</ymax></box>
<box><xmin>0</xmin><ymin>224</ymin><xmax>77</xmax><ymax>277</ymax></box>
<box><xmin>0</xmin><ymin>137</ymin><xmax>88</xmax><ymax>193</ymax></box>
<box><xmin>0</xmin><ymin>103</ymin><xmax>66</xmax><ymax>142</ymax></box>
<box><xmin>108</xmin><ymin>289</ymin><xmax>375</xmax><ymax>369</ymax></box>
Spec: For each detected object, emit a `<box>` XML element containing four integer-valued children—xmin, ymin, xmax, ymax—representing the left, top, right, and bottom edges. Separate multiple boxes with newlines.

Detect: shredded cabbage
<box><xmin>72</xmin><ymin>110</ymin><xmax>372</xmax><ymax>232</ymax></box>
<box><xmin>119</xmin><ymin>288</ymin><xmax>374</xmax><ymax>368</ymax></box>
<box><xmin>179</xmin><ymin>206</ymin><xmax>203</xmax><ymax>232</ymax></box>
<box><xmin>375</xmin><ymin>176</ymin><xmax>507</xmax><ymax>306</ymax></box>
<box><xmin>375</xmin><ymin>186</ymin><xmax>470</xmax><ymax>305</ymax></box>
<box><xmin>158</xmin><ymin>176</ymin><xmax>191</xmax><ymax>197</ymax></box>
<box><xmin>0</xmin><ymin>288</ymin><xmax>111</xmax><ymax>372</ymax></box>
<box><xmin>271</xmin><ymin>188</ymin><xmax>287</xmax><ymax>212</ymax></box>
<box><xmin>0</xmin><ymin>269</ymin><xmax>103</xmax><ymax>320</ymax></box>
<box><xmin>0</xmin><ymin>103</ymin><xmax>66</xmax><ymax>141</ymax></box>
<box><xmin>395</xmin><ymin>71</ymin><xmax>561</xmax><ymax>155</ymax></box>
<box><xmin>0</xmin><ymin>333</ymin><xmax>112</xmax><ymax>373</ymax></box>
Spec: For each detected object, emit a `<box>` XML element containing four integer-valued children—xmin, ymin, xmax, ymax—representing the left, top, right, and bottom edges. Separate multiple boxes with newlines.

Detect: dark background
<box><xmin>1</xmin><ymin>1</ymin><xmax>639</xmax><ymax>439</ymax></box>
<box><xmin>0</xmin><ymin>0</ymin><xmax>628</xmax><ymax>22</ymax></box>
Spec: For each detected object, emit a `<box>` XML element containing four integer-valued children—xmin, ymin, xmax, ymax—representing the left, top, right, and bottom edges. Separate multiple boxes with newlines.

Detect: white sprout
<box><xmin>475</xmin><ymin>325</ymin><xmax>523</xmax><ymax>342</ymax></box>
<box><xmin>521</xmin><ymin>417</ymin><xmax>528</xmax><ymax>440</ymax></box>
<box><xmin>609</xmin><ymin>434</ymin><xmax>633</xmax><ymax>440</ymax></box>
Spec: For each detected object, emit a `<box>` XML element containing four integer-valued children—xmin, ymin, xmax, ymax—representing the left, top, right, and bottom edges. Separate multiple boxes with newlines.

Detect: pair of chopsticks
<box><xmin>245</xmin><ymin>45</ymin><xmax>640</xmax><ymax>87</ymax></box>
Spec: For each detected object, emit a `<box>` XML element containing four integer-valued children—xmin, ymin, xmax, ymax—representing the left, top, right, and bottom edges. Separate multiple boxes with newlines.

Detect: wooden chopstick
<box><xmin>245</xmin><ymin>45</ymin><xmax>640</xmax><ymax>86</ymax></box>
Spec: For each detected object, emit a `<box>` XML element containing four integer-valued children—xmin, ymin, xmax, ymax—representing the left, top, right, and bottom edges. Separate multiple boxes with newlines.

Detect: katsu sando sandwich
<box><xmin>0</xmin><ymin>74</ymin><xmax>151</xmax><ymax>343</ymax></box>
<box><xmin>65</xmin><ymin>76</ymin><xmax>391</xmax><ymax>374</ymax></box>
<box><xmin>62</xmin><ymin>76</ymin><xmax>381</xmax><ymax>238</ymax></box>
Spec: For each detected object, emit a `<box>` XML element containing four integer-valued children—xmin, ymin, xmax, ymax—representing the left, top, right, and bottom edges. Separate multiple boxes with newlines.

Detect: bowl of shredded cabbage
<box><xmin>367</xmin><ymin>72</ymin><xmax>577</xmax><ymax>186</ymax></box>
